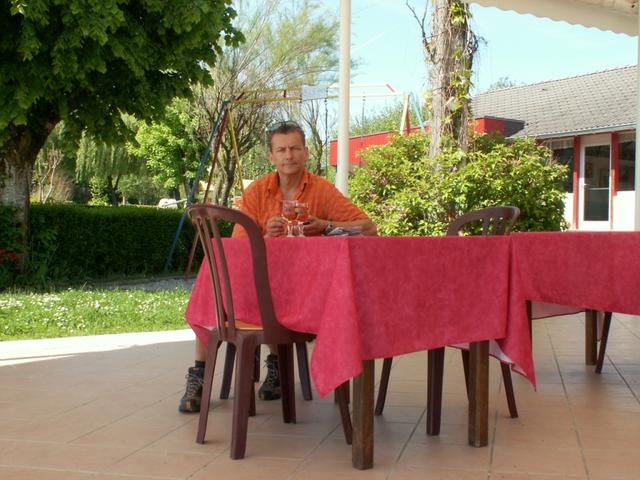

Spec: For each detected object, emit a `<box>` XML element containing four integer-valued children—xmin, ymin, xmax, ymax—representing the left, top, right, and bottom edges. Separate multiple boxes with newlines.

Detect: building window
<box><xmin>546</xmin><ymin>139</ymin><xmax>574</xmax><ymax>193</ymax></box>
<box><xmin>553</xmin><ymin>147</ymin><xmax>574</xmax><ymax>192</ymax></box>
<box><xmin>618</xmin><ymin>139</ymin><xmax>635</xmax><ymax>191</ymax></box>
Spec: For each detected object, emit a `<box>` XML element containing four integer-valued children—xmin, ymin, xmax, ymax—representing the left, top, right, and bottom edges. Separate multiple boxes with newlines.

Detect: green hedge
<box><xmin>0</xmin><ymin>204</ymin><xmax>233</xmax><ymax>288</ymax></box>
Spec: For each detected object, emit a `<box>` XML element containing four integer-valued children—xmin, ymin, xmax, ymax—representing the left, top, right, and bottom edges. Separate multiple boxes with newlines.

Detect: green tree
<box><xmin>76</xmin><ymin>131</ymin><xmax>140</xmax><ymax>205</ymax></box>
<box><xmin>196</xmin><ymin>0</ymin><xmax>339</xmax><ymax>204</ymax></box>
<box><xmin>350</xmin><ymin>132</ymin><xmax>567</xmax><ymax>235</ymax></box>
<box><xmin>0</xmin><ymin>0</ymin><xmax>242</xmax><ymax>262</ymax></box>
<box><xmin>32</xmin><ymin>123</ymin><xmax>77</xmax><ymax>204</ymax></box>
<box><xmin>129</xmin><ymin>97</ymin><xmax>203</xmax><ymax>199</ymax></box>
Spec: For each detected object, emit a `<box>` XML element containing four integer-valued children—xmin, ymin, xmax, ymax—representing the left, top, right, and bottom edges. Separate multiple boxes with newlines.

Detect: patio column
<box><xmin>336</xmin><ymin>0</ymin><xmax>351</xmax><ymax>196</ymax></box>
<box><xmin>635</xmin><ymin>13</ymin><xmax>640</xmax><ymax>230</ymax></box>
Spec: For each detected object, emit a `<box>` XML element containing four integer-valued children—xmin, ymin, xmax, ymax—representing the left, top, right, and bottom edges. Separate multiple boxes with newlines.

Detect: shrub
<box><xmin>0</xmin><ymin>206</ymin><xmax>22</xmax><ymax>287</ymax></box>
<box><xmin>0</xmin><ymin>204</ymin><xmax>232</xmax><ymax>289</ymax></box>
<box><xmin>453</xmin><ymin>135</ymin><xmax>567</xmax><ymax>231</ymax></box>
<box><xmin>350</xmin><ymin>132</ymin><xmax>567</xmax><ymax>235</ymax></box>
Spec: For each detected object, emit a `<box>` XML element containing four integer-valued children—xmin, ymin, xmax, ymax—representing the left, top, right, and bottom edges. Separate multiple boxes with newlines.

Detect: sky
<box><xmin>324</xmin><ymin>0</ymin><xmax>637</xmax><ymax>110</ymax></box>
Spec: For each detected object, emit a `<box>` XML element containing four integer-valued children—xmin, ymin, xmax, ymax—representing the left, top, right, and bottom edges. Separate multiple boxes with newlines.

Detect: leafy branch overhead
<box><xmin>1</xmin><ymin>0</ymin><xmax>244</xmax><ymax>148</ymax></box>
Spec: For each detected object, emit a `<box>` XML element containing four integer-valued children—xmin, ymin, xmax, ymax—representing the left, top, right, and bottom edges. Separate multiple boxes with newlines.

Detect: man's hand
<box><xmin>300</xmin><ymin>217</ymin><xmax>327</xmax><ymax>236</ymax></box>
<box><xmin>265</xmin><ymin>215</ymin><xmax>288</xmax><ymax>237</ymax></box>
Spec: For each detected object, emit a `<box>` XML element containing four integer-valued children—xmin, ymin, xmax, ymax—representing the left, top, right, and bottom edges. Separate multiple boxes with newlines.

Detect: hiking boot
<box><xmin>258</xmin><ymin>354</ymin><xmax>281</xmax><ymax>401</ymax></box>
<box><xmin>179</xmin><ymin>366</ymin><xmax>204</xmax><ymax>413</ymax></box>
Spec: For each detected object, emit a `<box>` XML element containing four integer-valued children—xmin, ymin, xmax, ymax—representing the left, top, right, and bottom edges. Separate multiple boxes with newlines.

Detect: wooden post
<box><xmin>468</xmin><ymin>340</ymin><xmax>489</xmax><ymax>447</ymax></box>
<box><xmin>352</xmin><ymin>359</ymin><xmax>374</xmax><ymax>469</ymax></box>
<box><xmin>585</xmin><ymin>310</ymin><xmax>598</xmax><ymax>365</ymax></box>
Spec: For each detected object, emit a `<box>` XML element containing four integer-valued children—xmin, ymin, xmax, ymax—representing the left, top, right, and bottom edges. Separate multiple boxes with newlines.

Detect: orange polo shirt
<box><xmin>232</xmin><ymin>170</ymin><xmax>369</xmax><ymax>237</ymax></box>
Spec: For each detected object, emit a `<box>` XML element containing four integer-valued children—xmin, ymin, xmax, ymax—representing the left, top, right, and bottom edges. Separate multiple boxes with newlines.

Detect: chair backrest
<box><xmin>446</xmin><ymin>206</ymin><xmax>520</xmax><ymax>237</ymax></box>
<box><xmin>187</xmin><ymin>204</ymin><xmax>293</xmax><ymax>343</ymax></box>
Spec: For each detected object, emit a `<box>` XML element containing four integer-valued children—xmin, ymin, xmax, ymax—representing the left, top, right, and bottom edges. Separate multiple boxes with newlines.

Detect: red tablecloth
<box><xmin>511</xmin><ymin>232</ymin><xmax>640</xmax><ymax>315</ymax></box>
<box><xmin>185</xmin><ymin>235</ymin><xmax>535</xmax><ymax>397</ymax></box>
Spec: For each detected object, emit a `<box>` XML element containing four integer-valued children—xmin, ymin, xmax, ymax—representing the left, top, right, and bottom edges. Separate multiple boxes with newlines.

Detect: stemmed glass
<box><xmin>295</xmin><ymin>202</ymin><xmax>309</xmax><ymax>236</ymax></box>
<box><xmin>282</xmin><ymin>200</ymin><xmax>297</xmax><ymax>237</ymax></box>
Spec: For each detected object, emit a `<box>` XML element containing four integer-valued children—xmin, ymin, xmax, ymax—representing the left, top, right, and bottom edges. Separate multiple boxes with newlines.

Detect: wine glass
<box><xmin>295</xmin><ymin>202</ymin><xmax>309</xmax><ymax>236</ymax></box>
<box><xmin>282</xmin><ymin>200</ymin><xmax>297</xmax><ymax>237</ymax></box>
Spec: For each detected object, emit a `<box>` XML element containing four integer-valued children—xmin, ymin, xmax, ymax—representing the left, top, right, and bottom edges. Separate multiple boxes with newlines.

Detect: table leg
<box><xmin>352</xmin><ymin>359</ymin><xmax>374</xmax><ymax>469</ymax></box>
<box><xmin>468</xmin><ymin>340</ymin><xmax>489</xmax><ymax>447</ymax></box>
<box><xmin>426</xmin><ymin>347</ymin><xmax>445</xmax><ymax>436</ymax></box>
<box><xmin>585</xmin><ymin>310</ymin><xmax>598</xmax><ymax>365</ymax></box>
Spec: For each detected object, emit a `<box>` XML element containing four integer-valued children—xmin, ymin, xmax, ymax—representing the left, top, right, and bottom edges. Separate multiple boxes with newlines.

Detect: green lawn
<box><xmin>0</xmin><ymin>288</ymin><xmax>191</xmax><ymax>340</ymax></box>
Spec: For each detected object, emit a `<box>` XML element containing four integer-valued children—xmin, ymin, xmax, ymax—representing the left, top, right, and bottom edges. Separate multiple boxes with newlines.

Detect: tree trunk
<box><xmin>427</xmin><ymin>0</ymin><xmax>475</xmax><ymax>159</ymax></box>
<box><xmin>0</xmin><ymin>123</ymin><xmax>57</xmax><ymax>269</ymax></box>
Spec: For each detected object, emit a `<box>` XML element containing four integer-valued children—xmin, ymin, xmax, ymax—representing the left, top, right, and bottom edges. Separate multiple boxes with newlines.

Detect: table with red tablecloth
<box><xmin>511</xmin><ymin>231</ymin><xmax>640</xmax><ymax>314</ymax></box>
<box><xmin>185</xmin><ymin>231</ymin><xmax>640</xmax><ymax>469</ymax></box>
<box><xmin>510</xmin><ymin>231</ymin><xmax>640</xmax><ymax>363</ymax></box>
<box><xmin>185</xmin><ymin>235</ymin><xmax>536</xmax><ymax>468</ymax></box>
<box><xmin>186</xmin><ymin>235</ymin><xmax>536</xmax><ymax>397</ymax></box>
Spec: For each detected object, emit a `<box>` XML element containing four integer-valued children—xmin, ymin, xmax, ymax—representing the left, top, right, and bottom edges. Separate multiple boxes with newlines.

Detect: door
<box><xmin>580</xmin><ymin>137</ymin><xmax>610</xmax><ymax>230</ymax></box>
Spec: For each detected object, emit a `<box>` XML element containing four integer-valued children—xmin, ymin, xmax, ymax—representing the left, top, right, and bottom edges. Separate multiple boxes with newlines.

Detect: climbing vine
<box><xmin>408</xmin><ymin>0</ymin><xmax>479</xmax><ymax>158</ymax></box>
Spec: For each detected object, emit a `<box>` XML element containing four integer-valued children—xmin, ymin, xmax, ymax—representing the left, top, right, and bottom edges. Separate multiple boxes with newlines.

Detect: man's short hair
<box><xmin>266</xmin><ymin>120</ymin><xmax>306</xmax><ymax>151</ymax></box>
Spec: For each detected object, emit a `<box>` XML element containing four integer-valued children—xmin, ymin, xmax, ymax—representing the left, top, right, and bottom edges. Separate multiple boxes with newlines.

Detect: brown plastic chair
<box><xmin>375</xmin><ymin>206</ymin><xmax>521</xmax><ymax>430</ymax></box>
<box><xmin>187</xmin><ymin>204</ymin><xmax>351</xmax><ymax>459</ymax></box>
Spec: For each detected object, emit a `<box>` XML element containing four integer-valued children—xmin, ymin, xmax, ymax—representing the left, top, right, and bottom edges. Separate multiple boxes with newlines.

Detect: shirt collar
<box><xmin>266</xmin><ymin>169</ymin><xmax>310</xmax><ymax>199</ymax></box>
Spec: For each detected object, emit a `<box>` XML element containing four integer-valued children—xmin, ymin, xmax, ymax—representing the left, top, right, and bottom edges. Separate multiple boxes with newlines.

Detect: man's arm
<box><xmin>302</xmin><ymin>217</ymin><xmax>377</xmax><ymax>236</ymax></box>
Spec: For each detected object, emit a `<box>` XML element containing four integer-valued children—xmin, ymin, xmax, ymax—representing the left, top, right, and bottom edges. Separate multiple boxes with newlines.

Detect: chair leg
<box><xmin>249</xmin><ymin>381</ymin><xmax>256</xmax><ymax>417</ymax></box>
<box><xmin>426</xmin><ymin>347</ymin><xmax>445</xmax><ymax>436</ymax></box>
<box><xmin>230</xmin><ymin>338</ymin><xmax>257</xmax><ymax>460</ymax></box>
<box><xmin>596</xmin><ymin>312</ymin><xmax>613</xmax><ymax>374</ymax></box>
<box><xmin>196</xmin><ymin>339</ymin><xmax>221</xmax><ymax>444</ymax></box>
<box><xmin>374</xmin><ymin>357</ymin><xmax>393</xmax><ymax>415</ymax></box>
<box><xmin>334</xmin><ymin>384</ymin><xmax>350</xmax><ymax>404</ymax></box>
<box><xmin>277</xmin><ymin>344</ymin><xmax>296</xmax><ymax>424</ymax></box>
<box><xmin>220</xmin><ymin>343</ymin><xmax>235</xmax><ymax>399</ymax></box>
<box><xmin>461</xmin><ymin>349</ymin><xmax>470</xmax><ymax>401</ymax></box>
<box><xmin>335</xmin><ymin>381</ymin><xmax>352</xmax><ymax>445</ymax></box>
<box><xmin>254</xmin><ymin>346</ymin><xmax>261</xmax><ymax>383</ymax></box>
<box><xmin>501</xmin><ymin>363</ymin><xmax>518</xmax><ymax>418</ymax></box>
<box><xmin>295</xmin><ymin>342</ymin><xmax>313</xmax><ymax>401</ymax></box>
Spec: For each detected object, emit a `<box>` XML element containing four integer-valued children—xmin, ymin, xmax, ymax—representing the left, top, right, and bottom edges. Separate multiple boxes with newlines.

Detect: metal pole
<box><xmin>336</xmin><ymin>0</ymin><xmax>351</xmax><ymax>196</ymax></box>
<box><xmin>634</xmin><ymin>15</ymin><xmax>640</xmax><ymax>230</ymax></box>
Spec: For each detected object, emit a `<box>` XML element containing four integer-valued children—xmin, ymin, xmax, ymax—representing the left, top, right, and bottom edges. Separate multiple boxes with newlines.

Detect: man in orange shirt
<box><xmin>232</xmin><ymin>122</ymin><xmax>376</xmax><ymax>238</ymax></box>
<box><xmin>179</xmin><ymin>121</ymin><xmax>376</xmax><ymax>412</ymax></box>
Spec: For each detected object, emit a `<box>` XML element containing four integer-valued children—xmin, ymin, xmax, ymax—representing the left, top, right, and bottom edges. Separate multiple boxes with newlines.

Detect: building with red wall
<box><xmin>329</xmin><ymin>66</ymin><xmax>636</xmax><ymax>231</ymax></box>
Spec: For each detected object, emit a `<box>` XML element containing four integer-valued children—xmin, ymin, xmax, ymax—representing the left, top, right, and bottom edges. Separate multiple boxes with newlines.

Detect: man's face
<box><xmin>268</xmin><ymin>131</ymin><xmax>309</xmax><ymax>178</ymax></box>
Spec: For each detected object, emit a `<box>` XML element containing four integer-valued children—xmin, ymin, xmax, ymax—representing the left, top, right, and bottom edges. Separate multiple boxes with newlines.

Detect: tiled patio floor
<box><xmin>1</xmin><ymin>313</ymin><xmax>639</xmax><ymax>479</ymax></box>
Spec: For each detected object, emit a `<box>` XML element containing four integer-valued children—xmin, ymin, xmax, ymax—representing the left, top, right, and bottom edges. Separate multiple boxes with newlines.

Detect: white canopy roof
<box><xmin>463</xmin><ymin>0</ymin><xmax>638</xmax><ymax>36</ymax></box>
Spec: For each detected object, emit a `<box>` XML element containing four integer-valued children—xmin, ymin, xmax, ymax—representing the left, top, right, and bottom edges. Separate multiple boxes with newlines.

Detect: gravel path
<box><xmin>107</xmin><ymin>276</ymin><xmax>195</xmax><ymax>292</ymax></box>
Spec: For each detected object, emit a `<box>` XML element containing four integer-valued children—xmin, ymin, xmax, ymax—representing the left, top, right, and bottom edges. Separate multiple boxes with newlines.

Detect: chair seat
<box><xmin>232</xmin><ymin>320</ymin><xmax>263</xmax><ymax>331</ymax></box>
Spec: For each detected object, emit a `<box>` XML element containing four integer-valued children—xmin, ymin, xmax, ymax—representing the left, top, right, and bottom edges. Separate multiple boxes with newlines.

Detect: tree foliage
<box><xmin>129</xmin><ymin>97</ymin><xmax>204</xmax><ymax>197</ymax></box>
<box><xmin>0</xmin><ymin>0</ymin><xmax>243</xmax><ymax>263</ymax></box>
<box><xmin>1</xmin><ymin>0</ymin><xmax>242</xmax><ymax>147</ymax></box>
<box><xmin>193</xmin><ymin>0</ymin><xmax>340</xmax><ymax>204</ymax></box>
<box><xmin>350</xmin><ymin>132</ymin><xmax>567</xmax><ymax>235</ymax></box>
<box><xmin>76</xmin><ymin>130</ymin><xmax>141</xmax><ymax>205</ymax></box>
